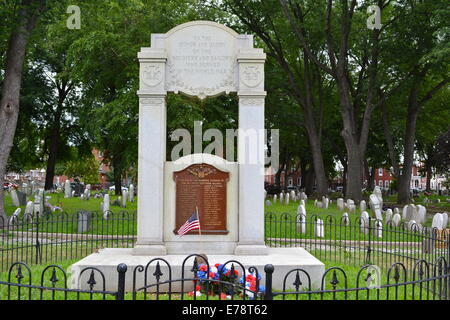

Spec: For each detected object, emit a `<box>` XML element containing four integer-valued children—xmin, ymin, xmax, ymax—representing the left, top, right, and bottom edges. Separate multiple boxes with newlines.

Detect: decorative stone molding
<box><xmin>239</xmin><ymin>97</ymin><xmax>265</xmax><ymax>106</ymax></box>
<box><xmin>141</xmin><ymin>64</ymin><xmax>163</xmax><ymax>87</ymax></box>
<box><xmin>140</xmin><ymin>97</ymin><xmax>165</xmax><ymax>106</ymax></box>
<box><xmin>240</xmin><ymin>64</ymin><xmax>263</xmax><ymax>88</ymax></box>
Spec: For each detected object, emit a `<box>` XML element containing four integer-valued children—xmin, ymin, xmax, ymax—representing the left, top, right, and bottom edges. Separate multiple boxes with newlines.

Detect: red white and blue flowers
<box><xmin>188</xmin><ymin>263</ymin><xmax>265</xmax><ymax>299</ymax></box>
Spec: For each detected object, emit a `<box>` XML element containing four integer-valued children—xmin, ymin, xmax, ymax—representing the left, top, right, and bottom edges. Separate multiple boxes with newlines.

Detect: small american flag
<box><xmin>177</xmin><ymin>210</ymin><xmax>200</xmax><ymax>236</ymax></box>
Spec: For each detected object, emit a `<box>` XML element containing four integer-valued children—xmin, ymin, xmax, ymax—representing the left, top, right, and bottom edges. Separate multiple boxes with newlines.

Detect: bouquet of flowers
<box><xmin>188</xmin><ymin>263</ymin><xmax>265</xmax><ymax>299</ymax></box>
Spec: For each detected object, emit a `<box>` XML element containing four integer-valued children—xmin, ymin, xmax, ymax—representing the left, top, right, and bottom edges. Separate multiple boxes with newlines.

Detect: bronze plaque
<box><xmin>173</xmin><ymin>163</ymin><xmax>229</xmax><ymax>235</ymax></box>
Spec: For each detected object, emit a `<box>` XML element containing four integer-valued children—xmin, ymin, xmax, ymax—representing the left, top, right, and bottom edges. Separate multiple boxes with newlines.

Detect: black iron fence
<box><xmin>265</xmin><ymin>213</ymin><xmax>450</xmax><ymax>273</ymax></box>
<box><xmin>1</xmin><ymin>210</ymin><xmax>450</xmax><ymax>300</ymax></box>
<box><xmin>1</xmin><ymin>254</ymin><xmax>448</xmax><ymax>300</ymax></box>
<box><xmin>0</xmin><ymin>211</ymin><xmax>136</xmax><ymax>271</ymax></box>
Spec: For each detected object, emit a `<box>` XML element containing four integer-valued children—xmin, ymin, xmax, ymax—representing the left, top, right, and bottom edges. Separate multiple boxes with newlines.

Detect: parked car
<box><xmin>109</xmin><ymin>186</ymin><xmax>129</xmax><ymax>192</ymax></box>
<box><xmin>3</xmin><ymin>182</ymin><xmax>18</xmax><ymax>190</ymax></box>
<box><xmin>265</xmin><ymin>184</ymin><xmax>281</xmax><ymax>195</ymax></box>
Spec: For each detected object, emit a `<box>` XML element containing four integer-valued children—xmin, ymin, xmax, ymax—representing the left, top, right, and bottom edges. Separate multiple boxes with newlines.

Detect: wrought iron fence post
<box><xmin>35</xmin><ymin>213</ymin><xmax>41</xmax><ymax>264</ymax></box>
<box><xmin>264</xmin><ymin>264</ymin><xmax>274</xmax><ymax>300</ymax></box>
<box><xmin>116</xmin><ymin>263</ymin><xmax>127</xmax><ymax>300</ymax></box>
<box><xmin>447</xmin><ymin>236</ymin><xmax>450</xmax><ymax>300</ymax></box>
<box><xmin>366</xmin><ymin>217</ymin><xmax>372</xmax><ymax>265</ymax></box>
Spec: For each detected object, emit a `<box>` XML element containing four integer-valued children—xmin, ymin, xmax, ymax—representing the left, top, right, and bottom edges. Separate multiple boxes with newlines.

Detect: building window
<box><xmin>379</xmin><ymin>180</ymin><xmax>383</xmax><ymax>187</ymax></box>
<box><xmin>288</xmin><ymin>179</ymin><xmax>293</xmax><ymax>186</ymax></box>
<box><xmin>385</xmin><ymin>181</ymin><xmax>390</xmax><ymax>188</ymax></box>
<box><xmin>378</xmin><ymin>168</ymin><xmax>383</xmax><ymax>176</ymax></box>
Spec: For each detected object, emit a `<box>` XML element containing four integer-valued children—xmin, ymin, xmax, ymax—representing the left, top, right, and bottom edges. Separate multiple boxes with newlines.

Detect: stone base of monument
<box><xmin>70</xmin><ymin>247</ymin><xmax>325</xmax><ymax>293</ymax></box>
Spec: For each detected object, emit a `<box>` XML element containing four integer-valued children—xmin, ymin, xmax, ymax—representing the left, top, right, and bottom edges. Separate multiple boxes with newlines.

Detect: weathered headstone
<box><xmin>10</xmin><ymin>189</ymin><xmax>20</xmax><ymax>207</ymax></box>
<box><xmin>285</xmin><ymin>193</ymin><xmax>290</xmax><ymax>205</ymax></box>
<box><xmin>392</xmin><ymin>213</ymin><xmax>401</xmax><ymax>227</ymax></box>
<box><xmin>64</xmin><ymin>180</ymin><xmax>71</xmax><ymax>198</ymax></box>
<box><xmin>369</xmin><ymin>194</ymin><xmax>382</xmax><ymax>220</ymax></box>
<box><xmin>337</xmin><ymin>198</ymin><xmax>345</xmax><ymax>211</ymax></box>
<box><xmin>373</xmin><ymin>186</ymin><xmax>383</xmax><ymax>208</ymax></box>
<box><xmin>323</xmin><ymin>197</ymin><xmax>329</xmax><ymax>209</ymax></box>
<box><xmin>442</xmin><ymin>212</ymin><xmax>448</xmax><ymax>229</ymax></box>
<box><xmin>265</xmin><ymin>200</ymin><xmax>272</xmax><ymax>206</ymax></box>
<box><xmin>102</xmin><ymin>194</ymin><xmax>110</xmax><ymax>217</ymax></box>
<box><xmin>432</xmin><ymin>213</ymin><xmax>444</xmax><ymax>230</ymax></box>
<box><xmin>402</xmin><ymin>205</ymin><xmax>408</xmax><ymax>220</ymax></box>
<box><xmin>77</xmin><ymin>211</ymin><xmax>91</xmax><ymax>233</ymax></box>
<box><xmin>129</xmin><ymin>184</ymin><xmax>135</xmax><ymax>202</ymax></box>
<box><xmin>315</xmin><ymin>219</ymin><xmax>324</xmax><ymax>238</ymax></box>
<box><xmin>360</xmin><ymin>211</ymin><xmax>370</xmax><ymax>234</ymax></box>
<box><xmin>385</xmin><ymin>209</ymin><xmax>393</xmax><ymax>223</ymax></box>
<box><xmin>24</xmin><ymin>201</ymin><xmax>34</xmax><ymax>216</ymax></box>
<box><xmin>342</xmin><ymin>212</ymin><xmax>350</xmax><ymax>226</ymax></box>
<box><xmin>9</xmin><ymin>208</ymin><xmax>21</xmax><ymax>225</ymax></box>
<box><xmin>347</xmin><ymin>199</ymin><xmax>356</xmax><ymax>213</ymax></box>
<box><xmin>296</xmin><ymin>213</ymin><xmax>306</xmax><ymax>234</ymax></box>
<box><xmin>290</xmin><ymin>190</ymin><xmax>296</xmax><ymax>201</ymax></box>
<box><xmin>360</xmin><ymin>200</ymin><xmax>366</xmax><ymax>212</ymax></box>
<box><xmin>374</xmin><ymin>220</ymin><xmax>383</xmax><ymax>238</ymax></box>
<box><xmin>122</xmin><ymin>190</ymin><xmax>128</xmax><ymax>208</ymax></box>
<box><xmin>405</xmin><ymin>204</ymin><xmax>418</xmax><ymax>222</ymax></box>
<box><xmin>416</xmin><ymin>205</ymin><xmax>426</xmax><ymax>224</ymax></box>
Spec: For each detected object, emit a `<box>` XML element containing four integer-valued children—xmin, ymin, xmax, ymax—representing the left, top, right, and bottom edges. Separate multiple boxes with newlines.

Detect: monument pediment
<box><xmin>141</xmin><ymin>21</ymin><xmax>260</xmax><ymax>99</ymax></box>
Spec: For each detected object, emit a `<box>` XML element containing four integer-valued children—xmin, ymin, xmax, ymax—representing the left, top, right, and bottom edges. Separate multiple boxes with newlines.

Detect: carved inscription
<box><xmin>173</xmin><ymin>163</ymin><xmax>229</xmax><ymax>235</ymax></box>
<box><xmin>167</xmin><ymin>26</ymin><xmax>238</xmax><ymax>98</ymax></box>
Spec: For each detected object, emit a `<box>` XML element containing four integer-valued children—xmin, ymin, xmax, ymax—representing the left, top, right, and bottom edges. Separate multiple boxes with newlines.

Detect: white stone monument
<box><xmin>71</xmin><ymin>21</ymin><xmax>323</xmax><ymax>291</ymax></box>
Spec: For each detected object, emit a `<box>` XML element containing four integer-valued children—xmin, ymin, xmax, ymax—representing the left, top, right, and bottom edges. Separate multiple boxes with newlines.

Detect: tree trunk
<box><xmin>368</xmin><ymin>167</ymin><xmax>376</xmax><ymax>192</ymax></box>
<box><xmin>425</xmin><ymin>164</ymin><xmax>432</xmax><ymax>192</ymax></box>
<box><xmin>304</xmin><ymin>168</ymin><xmax>315</xmax><ymax>196</ymax></box>
<box><xmin>397</xmin><ymin>87</ymin><xmax>420</xmax><ymax>204</ymax></box>
<box><xmin>44</xmin><ymin>102</ymin><xmax>63</xmax><ymax>190</ymax></box>
<box><xmin>112</xmin><ymin>155</ymin><xmax>122</xmax><ymax>196</ymax></box>
<box><xmin>0</xmin><ymin>0</ymin><xmax>45</xmax><ymax>221</ymax></box>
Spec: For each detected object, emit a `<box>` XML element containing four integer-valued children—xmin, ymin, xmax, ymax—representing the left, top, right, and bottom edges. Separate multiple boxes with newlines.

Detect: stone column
<box><xmin>133</xmin><ymin>48</ymin><xmax>167</xmax><ymax>255</ymax></box>
<box><xmin>234</xmin><ymin>48</ymin><xmax>268</xmax><ymax>255</ymax></box>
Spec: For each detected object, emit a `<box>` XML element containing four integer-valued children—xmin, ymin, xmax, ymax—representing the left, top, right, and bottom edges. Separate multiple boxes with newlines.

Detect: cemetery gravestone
<box><xmin>360</xmin><ymin>200</ymin><xmax>366</xmax><ymax>212</ymax></box>
<box><xmin>442</xmin><ymin>213</ymin><xmax>448</xmax><ymax>229</ymax></box>
<box><xmin>64</xmin><ymin>180</ymin><xmax>71</xmax><ymax>198</ymax></box>
<box><xmin>373</xmin><ymin>186</ymin><xmax>383</xmax><ymax>208</ymax></box>
<box><xmin>369</xmin><ymin>194</ymin><xmax>382</xmax><ymax>220</ymax></box>
<box><xmin>77</xmin><ymin>211</ymin><xmax>91</xmax><ymax>233</ymax></box>
<box><xmin>385</xmin><ymin>209</ymin><xmax>393</xmax><ymax>223</ymax></box>
<box><xmin>392</xmin><ymin>213</ymin><xmax>401</xmax><ymax>227</ymax></box>
<box><xmin>416</xmin><ymin>205</ymin><xmax>426</xmax><ymax>224</ymax></box>
<box><xmin>10</xmin><ymin>189</ymin><xmax>20</xmax><ymax>207</ymax></box>
<box><xmin>129</xmin><ymin>184</ymin><xmax>135</xmax><ymax>202</ymax></box>
<box><xmin>432</xmin><ymin>213</ymin><xmax>444</xmax><ymax>230</ymax></box>
<box><xmin>342</xmin><ymin>213</ymin><xmax>350</xmax><ymax>226</ymax></box>
<box><xmin>337</xmin><ymin>198</ymin><xmax>345</xmax><ymax>211</ymax></box>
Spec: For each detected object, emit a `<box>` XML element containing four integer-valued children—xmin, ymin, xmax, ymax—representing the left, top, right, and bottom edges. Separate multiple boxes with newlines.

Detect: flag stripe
<box><xmin>178</xmin><ymin>221</ymin><xmax>199</xmax><ymax>234</ymax></box>
<box><xmin>177</xmin><ymin>220</ymin><xmax>200</xmax><ymax>236</ymax></box>
<box><xmin>177</xmin><ymin>211</ymin><xmax>200</xmax><ymax>236</ymax></box>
